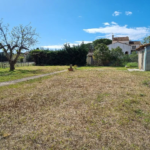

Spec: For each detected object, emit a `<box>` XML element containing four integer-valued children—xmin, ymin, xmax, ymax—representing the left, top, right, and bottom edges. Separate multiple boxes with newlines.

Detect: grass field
<box><xmin>0</xmin><ymin>66</ymin><xmax>68</xmax><ymax>82</ymax></box>
<box><xmin>0</xmin><ymin>67</ymin><xmax>150</xmax><ymax>149</ymax></box>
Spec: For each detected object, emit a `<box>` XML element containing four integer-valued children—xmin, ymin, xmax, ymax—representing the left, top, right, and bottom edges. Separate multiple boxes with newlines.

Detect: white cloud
<box><xmin>111</xmin><ymin>21</ymin><xmax>117</xmax><ymax>25</ymax></box>
<box><xmin>112</xmin><ymin>11</ymin><xmax>121</xmax><ymax>16</ymax></box>
<box><xmin>42</xmin><ymin>41</ymin><xmax>92</xmax><ymax>49</ymax></box>
<box><xmin>103</xmin><ymin>22</ymin><xmax>110</xmax><ymax>26</ymax></box>
<box><xmin>125</xmin><ymin>11</ymin><xmax>132</xmax><ymax>15</ymax></box>
<box><xmin>42</xmin><ymin>45</ymin><xmax>64</xmax><ymax>49</ymax></box>
<box><xmin>83</xmin><ymin>23</ymin><xmax>150</xmax><ymax>40</ymax></box>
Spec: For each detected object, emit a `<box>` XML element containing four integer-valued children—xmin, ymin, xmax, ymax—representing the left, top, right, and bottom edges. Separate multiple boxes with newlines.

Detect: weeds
<box><xmin>0</xmin><ymin>67</ymin><xmax>150</xmax><ymax>149</ymax></box>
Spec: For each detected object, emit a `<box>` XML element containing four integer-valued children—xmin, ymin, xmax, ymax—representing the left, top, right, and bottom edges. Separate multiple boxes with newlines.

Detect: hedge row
<box><xmin>30</xmin><ymin>43</ymin><xmax>88</xmax><ymax>66</ymax></box>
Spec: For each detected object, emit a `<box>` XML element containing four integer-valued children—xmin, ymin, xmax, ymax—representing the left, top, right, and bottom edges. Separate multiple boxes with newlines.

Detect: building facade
<box><xmin>108</xmin><ymin>35</ymin><xmax>141</xmax><ymax>54</ymax></box>
<box><xmin>136</xmin><ymin>44</ymin><xmax>150</xmax><ymax>71</ymax></box>
<box><xmin>86</xmin><ymin>36</ymin><xmax>141</xmax><ymax>65</ymax></box>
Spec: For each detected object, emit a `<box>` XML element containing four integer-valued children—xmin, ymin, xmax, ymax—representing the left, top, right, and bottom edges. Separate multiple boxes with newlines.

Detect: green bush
<box><xmin>125</xmin><ymin>62</ymin><xmax>138</xmax><ymax>68</ymax></box>
<box><xmin>30</xmin><ymin>43</ymin><xmax>88</xmax><ymax>66</ymax></box>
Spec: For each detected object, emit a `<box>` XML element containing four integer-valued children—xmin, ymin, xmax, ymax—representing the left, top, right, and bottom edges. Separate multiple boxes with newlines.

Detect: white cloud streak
<box><xmin>103</xmin><ymin>22</ymin><xmax>110</xmax><ymax>26</ymax></box>
<box><xmin>112</xmin><ymin>11</ymin><xmax>121</xmax><ymax>16</ymax></box>
<box><xmin>83</xmin><ymin>24</ymin><xmax>150</xmax><ymax>40</ymax></box>
<box><xmin>42</xmin><ymin>41</ymin><xmax>92</xmax><ymax>49</ymax></box>
<box><xmin>125</xmin><ymin>11</ymin><xmax>132</xmax><ymax>15</ymax></box>
<box><xmin>111</xmin><ymin>21</ymin><xmax>117</xmax><ymax>25</ymax></box>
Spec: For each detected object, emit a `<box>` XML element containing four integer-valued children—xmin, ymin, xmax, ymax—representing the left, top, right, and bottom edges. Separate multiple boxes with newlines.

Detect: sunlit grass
<box><xmin>0</xmin><ymin>67</ymin><xmax>150</xmax><ymax>149</ymax></box>
<box><xmin>0</xmin><ymin>66</ymin><xmax>68</xmax><ymax>82</ymax></box>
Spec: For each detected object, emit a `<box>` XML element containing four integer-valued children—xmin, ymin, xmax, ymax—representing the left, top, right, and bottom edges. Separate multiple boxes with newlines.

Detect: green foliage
<box><xmin>142</xmin><ymin>36</ymin><xmax>150</xmax><ymax>44</ymax></box>
<box><xmin>125</xmin><ymin>62</ymin><xmax>138</xmax><ymax>68</ymax></box>
<box><xmin>0</xmin><ymin>52</ymin><xmax>8</xmax><ymax>61</ymax></box>
<box><xmin>129</xmin><ymin>51</ymin><xmax>138</xmax><ymax>62</ymax></box>
<box><xmin>19</xmin><ymin>57</ymin><xmax>24</xmax><ymax>62</ymax></box>
<box><xmin>30</xmin><ymin>43</ymin><xmax>88</xmax><ymax>66</ymax></box>
<box><xmin>110</xmin><ymin>47</ymin><xmax>124</xmax><ymax>66</ymax></box>
<box><xmin>93</xmin><ymin>38</ymin><xmax>112</xmax><ymax>47</ymax></box>
<box><xmin>122</xmin><ymin>54</ymin><xmax>130</xmax><ymax>65</ymax></box>
<box><xmin>93</xmin><ymin>43</ymin><xmax>110</xmax><ymax>65</ymax></box>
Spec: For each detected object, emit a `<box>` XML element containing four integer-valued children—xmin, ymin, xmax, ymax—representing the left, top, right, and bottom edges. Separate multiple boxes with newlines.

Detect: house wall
<box><xmin>130</xmin><ymin>44</ymin><xmax>141</xmax><ymax>51</ymax></box>
<box><xmin>138</xmin><ymin>49</ymin><xmax>144</xmax><ymax>70</ymax></box>
<box><xmin>112</xmin><ymin>41</ymin><xmax>129</xmax><ymax>44</ymax></box>
<box><xmin>87</xmin><ymin>56</ymin><xmax>92</xmax><ymax>65</ymax></box>
<box><xmin>108</xmin><ymin>42</ymin><xmax>132</xmax><ymax>54</ymax></box>
<box><xmin>145</xmin><ymin>45</ymin><xmax>150</xmax><ymax>71</ymax></box>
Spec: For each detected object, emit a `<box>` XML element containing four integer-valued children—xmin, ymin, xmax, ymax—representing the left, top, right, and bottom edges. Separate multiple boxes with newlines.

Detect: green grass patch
<box><xmin>0</xmin><ymin>66</ymin><xmax>68</xmax><ymax>82</ymax></box>
<box><xmin>125</xmin><ymin>62</ymin><xmax>138</xmax><ymax>68</ymax></box>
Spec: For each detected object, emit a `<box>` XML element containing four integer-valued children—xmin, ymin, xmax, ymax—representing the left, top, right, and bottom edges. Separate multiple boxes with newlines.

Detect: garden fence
<box><xmin>0</xmin><ymin>62</ymin><xmax>35</xmax><ymax>68</ymax></box>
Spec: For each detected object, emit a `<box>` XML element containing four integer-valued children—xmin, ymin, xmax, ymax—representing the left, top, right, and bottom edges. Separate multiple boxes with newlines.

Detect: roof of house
<box><xmin>136</xmin><ymin>43</ymin><xmax>150</xmax><ymax>50</ymax></box>
<box><xmin>108</xmin><ymin>41</ymin><xmax>131</xmax><ymax>47</ymax></box>
<box><xmin>113</xmin><ymin>37</ymin><xmax>129</xmax><ymax>41</ymax></box>
<box><xmin>129</xmin><ymin>41</ymin><xmax>141</xmax><ymax>45</ymax></box>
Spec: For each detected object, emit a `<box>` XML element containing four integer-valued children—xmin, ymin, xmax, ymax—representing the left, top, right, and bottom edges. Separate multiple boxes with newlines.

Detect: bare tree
<box><xmin>0</xmin><ymin>20</ymin><xmax>38</xmax><ymax>71</ymax></box>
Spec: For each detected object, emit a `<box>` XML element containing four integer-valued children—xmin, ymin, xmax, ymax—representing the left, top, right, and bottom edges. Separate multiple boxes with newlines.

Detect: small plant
<box><xmin>134</xmin><ymin>109</ymin><xmax>143</xmax><ymax>115</ymax></box>
<box><xmin>140</xmin><ymin>93</ymin><xmax>146</xmax><ymax>97</ymax></box>
<box><xmin>73</xmin><ymin>65</ymin><xmax>78</xmax><ymax>69</ymax></box>
<box><xmin>142</xmin><ymin>80</ymin><xmax>150</xmax><ymax>87</ymax></box>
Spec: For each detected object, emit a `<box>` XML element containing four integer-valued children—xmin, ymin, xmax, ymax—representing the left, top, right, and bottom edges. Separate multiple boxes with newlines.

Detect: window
<box><xmin>125</xmin><ymin>51</ymin><xmax>128</xmax><ymax>55</ymax></box>
<box><xmin>132</xmin><ymin>46</ymin><xmax>136</xmax><ymax>49</ymax></box>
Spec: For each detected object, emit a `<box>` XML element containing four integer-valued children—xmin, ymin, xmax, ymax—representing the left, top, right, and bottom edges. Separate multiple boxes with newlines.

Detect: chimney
<box><xmin>112</xmin><ymin>34</ymin><xmax>114</xmax><ymax>40</ymax></box>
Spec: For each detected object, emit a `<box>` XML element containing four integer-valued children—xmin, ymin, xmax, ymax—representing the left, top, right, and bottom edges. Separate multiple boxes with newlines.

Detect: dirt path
<box><xmin>0</xmin><ymin>70</ymin><xmax>67</xmax><ymax>87</ymax></box>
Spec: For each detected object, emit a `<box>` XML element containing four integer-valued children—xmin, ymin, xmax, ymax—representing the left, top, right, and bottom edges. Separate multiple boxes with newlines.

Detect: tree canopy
<box><xmin>0</xmin><ymin>20</ymin><xmax>38</xmax><ymax>71</ymax></box>
<box><xmin>93</xmin><ymin>43</ymin><xmax>110</xmax><ymax>65</ymax></box>
<box><xmin>93</xmin><ymin>38</ymin><xmax>112</xmax><ymax>47</ymax></box>
<box><xmin>142</xmin><ymin>36</ymin><xmax>150</xmax><ymax>44</ymax></box>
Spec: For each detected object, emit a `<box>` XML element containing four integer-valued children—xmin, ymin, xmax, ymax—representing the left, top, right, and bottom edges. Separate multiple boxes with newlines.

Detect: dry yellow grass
<box><xmin>0</xmin><ymin>68</ymin><xmax>150</xmax><ymax>149</ymax></box>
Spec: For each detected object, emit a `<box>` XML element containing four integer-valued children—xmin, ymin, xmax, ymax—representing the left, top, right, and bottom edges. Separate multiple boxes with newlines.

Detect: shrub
<box><xmin>125</xmin><ymin>62</ymin><xmax>138</xmax><ymax>68</ymax></box>
<box><xmin>30</xmin><ymin>43</ymin><xmax>88</xmax><ymax>66</ymax></box>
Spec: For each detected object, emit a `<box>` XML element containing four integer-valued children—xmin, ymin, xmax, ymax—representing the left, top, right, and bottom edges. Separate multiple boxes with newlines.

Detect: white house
<box><xmin>86</xmin><ymin>35</ymin><xmax>141</xmax><ymax>65</ymax></box>
<box><xmin>108</xmin><ymin>35</ymin><xmax>141</xmax><ymax>54</ymax></box>
<box><xmin>108</xmin><ymin>42</ymin><xmax>132</xmax><ymax>54</ymax></box>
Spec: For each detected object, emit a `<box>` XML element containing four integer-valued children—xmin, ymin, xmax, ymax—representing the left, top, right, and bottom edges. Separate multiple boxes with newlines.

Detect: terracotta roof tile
<box><xmin>113</xmin><ymin>37</ymin><xmax>129</xmax><ymax>41</ymax></box>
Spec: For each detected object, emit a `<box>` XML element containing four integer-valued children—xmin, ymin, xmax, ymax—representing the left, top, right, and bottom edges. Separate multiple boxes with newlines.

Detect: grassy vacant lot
<box><xmin>0</xmin><ymin>67</ymin><xmax>150</xmax><ymax>149</ymax></box>
<box><xmin>0</xmin><ymin>66</ymin><xmax>68</xmax><ymax>82</ymax></box>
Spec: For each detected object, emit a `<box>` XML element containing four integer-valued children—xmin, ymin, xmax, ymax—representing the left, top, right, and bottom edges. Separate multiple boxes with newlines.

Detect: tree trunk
<box><xmin>9</xmin><ymin>61</ymin><xmax>15</xmax><ymax>71</ymax></box>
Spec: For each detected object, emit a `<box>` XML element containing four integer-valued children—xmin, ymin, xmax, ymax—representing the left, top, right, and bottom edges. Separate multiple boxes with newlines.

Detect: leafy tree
<box><xmin>93</xmin><ymin>38</ymin><xmax>112</xmax><ymax>47</ymax></box>
<box><xmin>93</xmin><ymin>43</ymin><xmax>110</xmax><ymax>65</ymax></box>
<box><xmin>142</xmin><ymin>36</ymin><xmax>150</xmax><ymax>44</ymax></box>
<box><xmin>0</xmin><ymin>20</ymin><xmax>38</xmax><ymax>71</ymax></box>
<box><xmin>129</xmin><ymin>51</ymin><xmax>138</xmax><ymax>62</ymax></box>
<box><xmin>110</xmin><ymin>46</ymin><xmax>124</xmax><ymax>66</ymax></box>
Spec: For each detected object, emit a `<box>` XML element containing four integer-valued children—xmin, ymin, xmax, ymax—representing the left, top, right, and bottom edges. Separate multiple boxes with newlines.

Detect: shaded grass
<box><xmin>0</xmin><ymin>66</ymin><xmax>68</xmax><ymax>82</ymax></box>
<box><xmin>0</xmin><ymin>68</ymin><xmax>150</xmax><ymax>149</ymax></box>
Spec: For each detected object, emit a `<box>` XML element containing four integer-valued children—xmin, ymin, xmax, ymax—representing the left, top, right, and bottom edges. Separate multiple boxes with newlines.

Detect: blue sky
<box><xmin>1</xmin><ymin>0</ymin><xmax>150</xmax><ymax>49</ymax></box>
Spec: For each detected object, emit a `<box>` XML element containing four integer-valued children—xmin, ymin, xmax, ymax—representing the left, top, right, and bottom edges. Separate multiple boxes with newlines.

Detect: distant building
<box><xmin>108</xmin><ymin>35</ymin><xmax>141</xmax><ymax>54</ymax></box>
<box><xmin>86</xmin><ymin>35</ymin><xmax>141</xmax><ymax>65</ymax></box>
<box><xmin>136</xmin><ymin>43</ymin><xmax>150</xmax><ymax>71</ymax></box>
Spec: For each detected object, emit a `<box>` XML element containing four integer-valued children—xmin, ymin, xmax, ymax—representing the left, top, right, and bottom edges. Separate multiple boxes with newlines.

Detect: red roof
<box><xmin>113</xmin><ymin>37</ymin><xmax>129</xmax><ymax>41</ymax></box>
